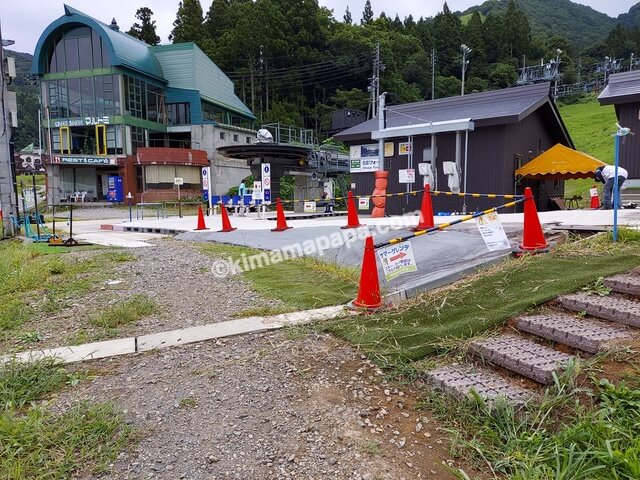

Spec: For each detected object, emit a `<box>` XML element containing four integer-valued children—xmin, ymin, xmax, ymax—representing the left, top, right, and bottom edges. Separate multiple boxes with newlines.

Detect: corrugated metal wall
<box><xmin>616</xmin><ymin>104</ymin><xmax>640</xmax><ymax>178</ymax></box>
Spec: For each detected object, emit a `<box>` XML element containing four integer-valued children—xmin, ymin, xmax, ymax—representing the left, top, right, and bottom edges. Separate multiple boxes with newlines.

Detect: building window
<box><xmin>136</xmin><ymin>165</ymin><xmax>144</xmax><ymax>191</ymax></box>
<box><xmin>167</xmin><ymin>103</ymin><xmax>190</xmax><ymax>126</ymax></box>
<box><xmin>127</xmin><ymin>77</ymin><xmax>144</xmax><ymax>119</ymax></box>
<box><xmin>233</xmin><ymin>134</ymin><xmax>238</xmax><ymax>142</ymax></box>
<box><xmin>219</xmin><ymin>132</ymin><xmax>225</xmax><ymax>140</ymax></box>
<box><xmin>47</xmin><ymin>26</ymin><xmax>111</xmax><ymax>73</ymax></box>
<box><xmin>202</xmin><ymin>102</ymin><xmax>227</xmax><ymax>123</ymax></box>
<box><xmin>144</xmin><ymin>165</ymin><xmax>201</xmax><ymax>189</ymax></box>
<box><xmin>130</xmin><ymin>126</ymin><xmax>145</xmax><ymax>154</ymax></box>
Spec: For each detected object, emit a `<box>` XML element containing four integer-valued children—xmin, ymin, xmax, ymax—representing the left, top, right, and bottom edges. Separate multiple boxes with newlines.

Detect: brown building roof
<box><xmin>335</xmin><ymin>82</ymin><xmax>572</xmax><ymax>146</ymax></box>
<box><xmin>598</xmin><ymin>70</ymin><xmax>640</xmax><ymax>105</ymax></box>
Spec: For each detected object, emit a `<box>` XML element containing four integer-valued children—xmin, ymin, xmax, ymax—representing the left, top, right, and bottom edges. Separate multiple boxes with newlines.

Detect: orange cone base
<box><xmin>350</xmin><ymin>236</ymin><xmax>383</xmax><ymax>311</ymax></box>
<box><xmin>219</xmin><ymin>226</ymin><xmax>237</xmax><ymax>233</ymax></box>
<box><xmin>195</xmin><ymin>205</ymin><xmax>210</xmax><ymax>230</ymax></box>
<box><xmin>195</xmin><ymin>226</ymin><xmax>210</xmax><ymax>231</ymax></box>
<box><xmin>218</xmin><ymin>205</ymin><xmax>237</xmax><ymax>233</ymax></box>
<box><xmin>341</xmin><ymin>223</ymin><xmax>365</xmax><ymax>229</ymax></box>
<box><xmin>271</xmin><ymin>226</ymin><xmax>292</xmax><ymax>232</ymax></box>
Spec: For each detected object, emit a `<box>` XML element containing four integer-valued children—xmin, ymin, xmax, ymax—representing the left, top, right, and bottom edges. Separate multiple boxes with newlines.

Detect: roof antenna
<box><xmin>110</xmin><ymin>18</ymin><xmax>120</xmax><ymax>31</ymax></box>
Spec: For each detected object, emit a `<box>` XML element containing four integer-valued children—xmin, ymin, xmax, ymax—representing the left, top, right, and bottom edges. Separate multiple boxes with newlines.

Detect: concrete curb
<box><xmin>2</xmin><ymin>305</ymin><xmax>346</xmax><ymax>365</ymax></box>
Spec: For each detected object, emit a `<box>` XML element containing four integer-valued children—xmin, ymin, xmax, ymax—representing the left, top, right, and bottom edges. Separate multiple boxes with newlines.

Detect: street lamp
<box><xmin>461</xmin><ymin>44</ymin><xmax>472</xmax><ymax>96</ymax></box>
<box><xmin>126</xmin><ymin>192</ymin><xmax>133</xmax><ymax>222</ymax></box>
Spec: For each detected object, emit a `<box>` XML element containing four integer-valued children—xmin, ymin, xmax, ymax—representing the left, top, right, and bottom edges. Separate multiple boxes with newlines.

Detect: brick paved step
<box><xmin>559</xmin><ymin>293</ymin><xmax>640</xmax><ymax>328</ymax></box>
<box><xmin>604</xmin><ymin>274</ymin><xmax>640</xmax><ymax>296</ymax></box>
<box><xmin>422</xmin><ymin>364</ymin><xmax>534</xmax><ymax>404</ymax></box>
<box><xmin>515</xmin><ymin>313</ymin><xmax>632</xmax><ymax>354</ymax></box>
<box><xmin>469</xmin><ymin>334</ymin><xmax>576</xmax><ymax>384</ymax></box>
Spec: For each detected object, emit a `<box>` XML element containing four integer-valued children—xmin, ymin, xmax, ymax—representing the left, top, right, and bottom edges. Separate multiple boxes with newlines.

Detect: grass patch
<box><xmin>558</xmin><ymin>98</ymin><xmax>618</xmax><ymax>200</ymax></box>
<box><xmin>90</xmin><ymin>294</ymin><xmax>157</xmax><ymax>328</ymax></box>
<box><xmin>199</xmin><ymin>243</ymin><xmax>358</xmax><ymax>310</ymax></box>
<box><xmin>0</xmin><ymin>359</ymin><xmax>68</xmax><ymax>410</ymax></box>
<box><xmin>1</xmin><ymin>401</ymin><xmax>132</xmax><ymax>478</ymax></box>
<box><xmin>0</xmin><ymin>241</ymin><xmax>135</xmax><ymax>342</ymax></box>
<box><xmin>0</xmin><ymin>358</ymin><xmax>133</xmax><ymax>478</ymax></box>
<box><xmin>326</xmin><ymin>235</ymin><xmax>640</xmax><ymax>366</ymax></box>
<box><xmin>424</xmin><ymin>372</ymin><xmax>640</xmax><ymax>479</ymax></box>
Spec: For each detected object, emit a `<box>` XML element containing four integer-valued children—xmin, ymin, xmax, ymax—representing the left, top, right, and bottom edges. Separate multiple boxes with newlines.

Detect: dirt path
<box><xmin>64</xmin><ymin>331</ymin><xmax>466</xmax><ymax>479</ymax></box>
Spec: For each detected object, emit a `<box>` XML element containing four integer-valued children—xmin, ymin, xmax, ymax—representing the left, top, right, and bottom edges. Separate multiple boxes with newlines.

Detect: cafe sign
<box><xmin>52</xmin><ymin>155</ymin><xmax>116</xmax><ymax>165</ymax></box>
<box><xmin>53</xmin><ymin>116</ymin><xmax>111</xmax><ymax>128</ymax></box>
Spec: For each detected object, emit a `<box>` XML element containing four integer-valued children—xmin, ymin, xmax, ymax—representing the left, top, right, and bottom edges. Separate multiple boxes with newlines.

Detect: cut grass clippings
<box><xmin>326</xmin><ymin>233</ymin><xmax>640</xmax><ymax>366</ymax></box>
<box><xmin>0</xmin><ymin>359</ymin><xmax>132</xmax><ymax>479</ymax></box>
<box><xmin>199</xmin><ymin>243</ymin><xmax>359</xmax><ymax>310</ymax></box>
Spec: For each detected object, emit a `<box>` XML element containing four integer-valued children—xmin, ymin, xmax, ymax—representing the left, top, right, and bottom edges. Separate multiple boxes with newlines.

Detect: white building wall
<box><xmin>191</xmin><ymin>124</ymin><xmax>253</xmax><ymax>195</ymax></box>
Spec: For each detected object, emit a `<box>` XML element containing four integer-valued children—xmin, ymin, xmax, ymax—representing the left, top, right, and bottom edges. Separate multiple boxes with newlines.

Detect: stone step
<box><xmin>422</xmin><ymin>364</ymin><xmax>533</xmax><ymax>404</ymax></box>
<box><xmin>559</xmin><ymin>293</ymin><xmax>640</xmax><ymax>328</ymax></box>
<box><xmin>469</xmin><ymin>334</ymin><xmax>576</xmax><ymax>384</ymax></box>
<box><xmin>515</xmin><ymin>313</ymin><xmax>632</xmax><ymax>354</ymax></box>
<box><xmin>604</xmin><ymin>274</ymin><xmax>640</xmax><ymax>296</ymax></box>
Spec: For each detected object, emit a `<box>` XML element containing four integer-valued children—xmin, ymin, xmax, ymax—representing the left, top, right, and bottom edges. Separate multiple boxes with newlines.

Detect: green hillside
<box><xmin>460</xmin><ymin>0</ymin><xmax>616</xmax><ymax>46</ymax></box>
<box><xmin>558</xmin><ymin>97</ymin><xmax>618</xmax><ymax>198</ymax></box>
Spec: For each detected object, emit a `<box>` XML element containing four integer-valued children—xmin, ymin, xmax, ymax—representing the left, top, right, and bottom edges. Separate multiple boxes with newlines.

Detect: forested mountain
<box><xmin>8</xmin><ymin>0</ymin><xmax>640</xmax><ymax>149</ymax></box>
<box><xmin>617</xmin><ymin>3</ymin><xmax>640</xmax><ymax>29</ymax></box>
<box><xmin>461</xmin><ymin>0</ymin><xmax>617</xmax><ymax>46</ymax></box>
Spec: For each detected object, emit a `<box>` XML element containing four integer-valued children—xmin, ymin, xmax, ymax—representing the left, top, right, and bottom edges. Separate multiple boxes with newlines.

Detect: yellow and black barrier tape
<box><xmin>279</xmin><ymin>189</ymin><xmax>523</xmax><ymax>205</ymax></box>
<box><xmin>374</xmin><ymin>196</ymin><xmax>526</xmax><ymax>250</ymax></box>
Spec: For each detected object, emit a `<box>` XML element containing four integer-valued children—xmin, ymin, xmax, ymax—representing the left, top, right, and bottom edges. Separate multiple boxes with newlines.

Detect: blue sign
<box><xmin>262</xmin><ymin>163</ymin><xmax>271</xmax><ymax>205</ymax></box>
<box><xmin>107</xmin><ymin>175</ymin><xmax>123</xmax><ymax>202</ymax></box>
<box><xmin>264</xmin><ymin>190</ymin><xmax>271</xmax><ymax>202</ymax></box>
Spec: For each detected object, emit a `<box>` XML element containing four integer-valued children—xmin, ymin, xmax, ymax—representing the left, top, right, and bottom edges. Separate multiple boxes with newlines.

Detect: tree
<box><xmin>128</xmin><ymin>7</ymin><xmax>160</xmax><ymax>45</ymax></box>
<box><xmin>503</xmin><ymin>0</ymin><xmax>531</xmax><ymax>60</ymax></box>
<box><xmin>343</xmin><ymin>6</ymin><xmax>352</xmax><ymax>25</ymax></box>
<box><xmin>463</xmin><ymin>11</ymin><xmax>486</xmax><ymax>78</ymax></box>
<box><xmin>432</xmin><ymin>2</ymin><xmax>463</xmax><ymax>77</ymax></box>
<box><xmin>361</xmin><ymin>0</ymin><xmax>374</xmax><ymax>25</ymax></box>
<box><xmin>169</xmin><ymin>0</ymin><xmax>205</xmax><ymax>45</ymax></box>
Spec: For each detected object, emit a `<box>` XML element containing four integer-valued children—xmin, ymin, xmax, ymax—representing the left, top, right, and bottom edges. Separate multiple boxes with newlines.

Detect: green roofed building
<box><xmin>31</xmin><ymin>4</ymin><xmax>255</xmax><ymax>204</ymax></box>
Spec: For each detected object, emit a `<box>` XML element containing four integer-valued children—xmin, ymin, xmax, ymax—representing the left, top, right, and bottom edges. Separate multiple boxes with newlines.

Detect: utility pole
<box><xmin>431</xmin><ymin>48</ymin><xmax>436</xmax><ymax>100</ymax></box>
<box><xmin>460</xmin><ymin>44</ymin><xmax>472</xmax><ymax>96</ymax></box>
<box><xmin>0</xmin><ymin>22</ymin><xmax>17</xmax><ymax>237</ymax></box>
<box><xmin>368</xmin><ymin>42</ymin><xmax>381</xmax><ymax>119</ymax></box>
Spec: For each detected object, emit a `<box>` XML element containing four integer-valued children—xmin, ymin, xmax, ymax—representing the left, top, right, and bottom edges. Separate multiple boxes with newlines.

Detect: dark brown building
<box><xmin>598</xmin><ymin>70</ymin><xmax>640</xmax><ymax>178</ymax></box>
<box><xmin>335</xmin><ymin>83</ymin><xmax>573</xmax><ymax>214</ymax></box>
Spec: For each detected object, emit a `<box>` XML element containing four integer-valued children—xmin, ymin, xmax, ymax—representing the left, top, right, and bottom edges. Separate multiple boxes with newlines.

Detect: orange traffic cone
<box><xmin>271</xmin><ymin>197</ymin><xmax>292</xmax><ymax>232</ymax></box>
<box><xmin>413</xmin><ymin>184</ymin><xmax>435</xmax><ymax>231</ymax></box>
<box><xmin>341</xmin><ymin>191</ymin><xmax>364</xmax><ymax>229</ymax></box>
<box><xmin>352</xmin><ymin>235</ymin><xmax>383</xmax><ymax>310</ymax></box>
<box><xmin>590</xmin><ymin>185</ymin><xmax>600</xmax><ymax>209</ymax></box>
<box><xmin>195</xmin><ymin>205</ymin><xmax>209</xmax><ymax>230</ymax></box>
<box><xmin>518</xmin><ymin>187</ymin><xmax>548</xmax><ymax>252</ymax></box>
<box><xmin>218</xmin><ymin>202</ymin><xmax>237</xmax><ymax>232</ymax></box>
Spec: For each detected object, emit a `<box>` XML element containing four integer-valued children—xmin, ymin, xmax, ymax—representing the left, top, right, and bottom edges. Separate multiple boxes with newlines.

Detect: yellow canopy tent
<box><xmin>515</xmin><ymin>143</ymin><xmax>607</xmax><ymax>180</ymax></box>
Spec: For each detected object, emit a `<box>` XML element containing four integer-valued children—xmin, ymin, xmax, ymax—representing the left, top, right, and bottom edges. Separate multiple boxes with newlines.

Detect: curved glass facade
<box><xmin>47</xmin><ymin>27</ymin><xmax>111</xmax><ymax>73</ymax></box>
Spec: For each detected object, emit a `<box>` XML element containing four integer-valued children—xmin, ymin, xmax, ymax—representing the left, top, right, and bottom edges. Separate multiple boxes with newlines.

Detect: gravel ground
<box><xmin>61</xmin><ymin>331</ymin><xmax>473</xmax><ymax>480</ymax></box>
<box><xmin>7</xmin><ymin>238</ymin><xmax>273</xmax><ymax>351</ymax></box>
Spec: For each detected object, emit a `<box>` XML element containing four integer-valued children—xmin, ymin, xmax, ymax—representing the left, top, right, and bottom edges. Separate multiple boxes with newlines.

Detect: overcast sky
<box><xmin>2</xmin><ymin>0</ymin><xmax>638</xmax><ymax>54</ymax></box>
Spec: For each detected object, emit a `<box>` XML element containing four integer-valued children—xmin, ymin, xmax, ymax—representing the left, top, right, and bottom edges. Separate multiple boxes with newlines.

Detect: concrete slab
<box><xmin>137</xmin><ymin>305</ymin><xmax>344</xmax><ymax>352</ymax></box>
<box><xmin>2</xmin><ymin>338</ymin><xmax>136</xmax><ymax>364</ymax></box>
<box><xmin>559</xmin><ymin>293</ymin><xmax>640</xmax><ymax>328</ymax></box>
<box><xmin>469</xmin><ymin>334</ymin><xmax>576</xmax><ymax>384</ymax></box>
<box><xmin>75</xmin><ymin>232</ymin><xmax>157</xmax><ymax>248</ymax></box>
<box><xmin>423</xmin><ymin>364</ymin><xmax>534</xmax><ymax>404</ymax></box>
<box><xmin>604</xmin><ymin>274</ymin><xmax>640</xmax><ymax>296</ymax></box>
<box><xmin>515</xmin><ymin>313</ymin><xmax>632</xmax><ymax>353</ymax></box>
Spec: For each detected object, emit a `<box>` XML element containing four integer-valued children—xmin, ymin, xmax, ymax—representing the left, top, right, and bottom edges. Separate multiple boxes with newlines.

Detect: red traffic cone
<box><xmin>413</xmin><ymin>184</ymin><xmax>435</xmax><ymax>231</ymax></box>
<box><xmin>341</xmin><ymin>191</ymin><xmax>364</xmax><ymax>229</ymax></box>
<box><xmin>218</xmin><ymin>203</ymin><xmax>237</xmax><ymax>232</ymax></box>
<box><xmin>195</xmin><ymin>205</ymin><xmax>209</xmax><ymax>231</ymax></box>
<box><xmin>590</xmin><ymin>185</ymin><xmax>600</xmax><ymax>209</ymax></box>
<box><xmin>352</xmin><ymin>236</ymin><xmax>383</xmax><ymax>310</ymax></box>
<box><xmin>271</xmin><ymin>197</ymin><xmax>292</xmax><ymax>232</ymax></box>
<box><xmin>519</xmin><ymin>187</ymin><xmax>548</xmax><ymax>252</ymax></box>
